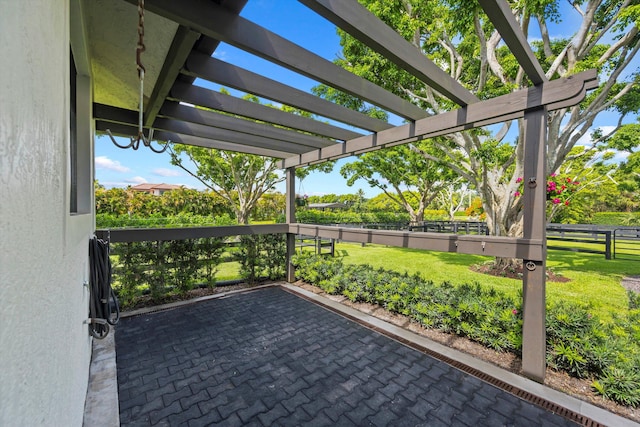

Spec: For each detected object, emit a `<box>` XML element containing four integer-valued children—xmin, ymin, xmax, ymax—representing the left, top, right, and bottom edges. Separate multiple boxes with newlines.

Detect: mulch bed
<box><xmin>470</xmin><ymin>263</ymin><xmax>571</xmax><ymax>282</ymax></box>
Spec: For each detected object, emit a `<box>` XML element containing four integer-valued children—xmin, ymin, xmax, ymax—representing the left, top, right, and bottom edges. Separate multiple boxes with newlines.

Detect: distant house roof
<box><xmin>308</xmin><ymin>202</ymin><xmax>348</xmax><ymax>210</ymax></box>
<box><xmin>131</xmin><ymin>183</ymin><xmax>184</xmax><ymax>194</ymax></box>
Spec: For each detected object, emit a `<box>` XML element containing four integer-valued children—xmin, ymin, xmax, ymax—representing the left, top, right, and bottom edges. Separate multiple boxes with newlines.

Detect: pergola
<box><xmin>79</xmin><ymin>0</ymin><xmax>598</xmax><ymax>382</ymax></box>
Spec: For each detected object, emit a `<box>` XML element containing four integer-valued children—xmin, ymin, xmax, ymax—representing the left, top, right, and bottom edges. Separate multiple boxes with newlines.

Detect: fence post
<box><xmin>285</xmin><ymin>168</ymin><xmax>296</xmax><ymax>282</ymax></box>
<box><xmin>605</xmin><ymin>231</ymin><xmax>612</xmax><ymax>260</ymax></box>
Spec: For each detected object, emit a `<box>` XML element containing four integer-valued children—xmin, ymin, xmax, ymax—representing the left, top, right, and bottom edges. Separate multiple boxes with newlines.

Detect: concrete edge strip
<box><xmin>119</xmin><ymin>283</ymin><xmax>278</xmax><ymax>318</ymax></box>
<box><xmin>281</xmin><ymin>283</ymin><xmax>639</xmax><ymax>427</ymax></box>
<box><xmin>83</xmin><ymin>333</ymin><xmax>120</xmax><ymax>427</ymax></box>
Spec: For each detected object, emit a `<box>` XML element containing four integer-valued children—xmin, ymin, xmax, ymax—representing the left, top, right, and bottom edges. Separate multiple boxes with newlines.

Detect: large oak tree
<box><xmin>324</xmin><ymin>0</ymin><xmax>639</xmax><ymax>243</ymax></box>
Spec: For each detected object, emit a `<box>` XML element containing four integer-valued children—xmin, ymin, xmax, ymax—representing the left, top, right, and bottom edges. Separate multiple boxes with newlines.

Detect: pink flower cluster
<box><xmin>514</xmin><ymin>173</ymin><xmax>579</xmax><ymax>206</ymax></box>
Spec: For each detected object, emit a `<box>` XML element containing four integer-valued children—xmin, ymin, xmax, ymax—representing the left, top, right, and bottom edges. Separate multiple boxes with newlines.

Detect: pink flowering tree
<box><xmin>513</xmin><ymin>173</ymin><xmax>580</xmax><ymax>221</ymax></box>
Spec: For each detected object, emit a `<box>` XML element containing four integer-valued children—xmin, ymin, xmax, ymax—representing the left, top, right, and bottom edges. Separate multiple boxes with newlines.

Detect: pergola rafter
<box><xmin>87</xmin><ymin>0</ymin><xmax>600</xmax><ymax>383</ymax></box>
<box><xmin>281</xmin><ymin>70</ymin><xmax>598</xmax><ymax>168</ymax></box>
<box><xmin>298</xmin><ymin>0</ymin><xmax>479</xmax><ymax>106</ymax></box>
<box><xmin>183</xmin><ymin>53</ymin><xmax>384</xmax><ymax>134</ymax></box>
<box><xmin>169</xmin><ymin>82</ymin><xmax>361</xmax><ymax>141</ymax></box>
<box><xmin>130</xmin><ymin>0</ymin><xmax>429</xmax><ymax>122</ymax></box>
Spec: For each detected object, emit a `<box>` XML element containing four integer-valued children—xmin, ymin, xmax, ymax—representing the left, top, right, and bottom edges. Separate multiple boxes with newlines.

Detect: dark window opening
<box><xmin>70</xmin><ymin>48</ymin><xmax>78</xmax><ymax>213</ymax></box>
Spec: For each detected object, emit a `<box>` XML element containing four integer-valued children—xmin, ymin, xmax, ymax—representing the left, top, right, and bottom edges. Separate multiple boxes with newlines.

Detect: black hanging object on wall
<box><xmin>88</xmin><ymin>236</ymin><xmax>120</xmax><ymax>339</ymax></box>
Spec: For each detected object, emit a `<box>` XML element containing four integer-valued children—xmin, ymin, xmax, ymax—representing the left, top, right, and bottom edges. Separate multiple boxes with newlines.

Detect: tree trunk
<box><xmin>482</xmin><ymin>182</ymin><xmax>525</xmax><ymax>269</ymax></box>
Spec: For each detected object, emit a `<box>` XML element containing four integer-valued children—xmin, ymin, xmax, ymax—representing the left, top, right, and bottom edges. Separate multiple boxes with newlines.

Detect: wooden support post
<box><xmin>521</xmin><ymin>108</ymin><xmax>548</xmax><ymax>382</ymax></box>
<box><xmin>285</xmin><ymin>168</ymin><xmax>296</xmax><ymax>282</ymax></box>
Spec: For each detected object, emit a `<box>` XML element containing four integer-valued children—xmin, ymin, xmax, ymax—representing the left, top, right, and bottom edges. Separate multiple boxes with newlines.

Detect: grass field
<box><xmin>331</xmin><ymin>242</ymin><xmax>640</xmax><ymax>321</ymax></box>
<box><xmin>217</xmin><ymin>261</ymin><xmax>241</xmax><ymax>281</ymax></box>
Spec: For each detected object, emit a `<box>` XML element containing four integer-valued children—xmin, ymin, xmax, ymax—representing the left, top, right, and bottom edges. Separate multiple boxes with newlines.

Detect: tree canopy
<box><xmin>168</xmin><ymin>146</ymin><xmax>283</xmax><ymax>224</ymax></box>
<box><xmin>340</xmin><ymin>142</ymin><xmax>457</xmax><ymax>222</ymax></box>
<box><xmin>323</xmin><ymin>0</ymin><xmax>639</xmax><ymax>236</ymax></box>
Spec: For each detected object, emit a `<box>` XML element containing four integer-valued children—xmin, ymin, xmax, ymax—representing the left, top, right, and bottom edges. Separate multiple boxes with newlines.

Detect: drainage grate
<box><xmin>285</xmin><ymin>287</ymin><xmax>607</xmax><ymax>427</ymax></box>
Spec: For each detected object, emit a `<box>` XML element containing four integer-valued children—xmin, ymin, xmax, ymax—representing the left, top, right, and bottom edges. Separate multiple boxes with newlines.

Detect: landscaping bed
<box><xmin>292</xmin><ymin>253</ymin><xmax>640</xmax><ymax>420</ymax></box>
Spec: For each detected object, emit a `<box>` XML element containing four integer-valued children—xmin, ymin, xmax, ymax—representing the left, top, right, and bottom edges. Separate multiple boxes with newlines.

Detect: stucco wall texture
<box><xmin>0</xmin><ymin>1</ymin><xmax>93</xmax><ymax>425</ymax></box>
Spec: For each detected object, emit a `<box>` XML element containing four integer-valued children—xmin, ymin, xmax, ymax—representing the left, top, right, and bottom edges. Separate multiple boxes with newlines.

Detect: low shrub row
<box><xmin>111</xmin><ymin>234</ymin><xmax>286</xmax><ymax>308</ymax></box>
<box><xmin>97</xmin><ymin>213</ymin><xmax>236</xmax><ymax>229</ymax></box>
<box><xmin>292</xmin><ymin>253</ymin><xmax>640</xmax><ymax>407</ymax></box>
<box><xmin>291</xmin><ymin>210</ymin><xmax>412</xmax><ymax>225</ymax></box>
<box><xmin>591</xmin><ymin>212</ymin><xmax>640</xmax><ymax>226</ymax></box>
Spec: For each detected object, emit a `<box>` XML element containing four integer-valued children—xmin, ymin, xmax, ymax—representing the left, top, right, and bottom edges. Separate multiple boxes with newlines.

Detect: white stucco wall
<box><xmin>0</xmin><ymin>1</ymin><xmax>94</xmax><ymax>425</ymax></box>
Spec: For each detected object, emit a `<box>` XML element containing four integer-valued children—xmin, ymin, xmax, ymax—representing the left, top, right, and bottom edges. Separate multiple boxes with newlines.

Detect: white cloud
<box><xmin>213</xmin><ymin>49</ymin><xmax>228</xmax><ymax>60</ymax></box>
<box><xmin>100</xmin><ymin>181</ymin><xmax>128</xmax><ymax>188</ymax></box>
<box><xmin>152</xmin><ymin>168</ymin><xmax>181</xmax><ymax>177</ymax></box>
<box><xmin>124</xmin><ymin>176</ymin><xmax>148</xmax><ymax>184</ymax></box>
<box><xmin>176</xmin><ymin>183</ymin><xmax>201</xmax><ymax>190</ymax></box>
<box><xmin>611</xmin><ymin>151</ymin><xmax>630</xmax><ymax>163</ymax></box>
<box><xmin>95</xmin><ymin>156</ymin><xmax>130</xmax><ymax>173</ymax></box>
<box><xmin>576</xmin><ymin>126</ymin><xmax>617</xmax><ymax>146</ymax></box>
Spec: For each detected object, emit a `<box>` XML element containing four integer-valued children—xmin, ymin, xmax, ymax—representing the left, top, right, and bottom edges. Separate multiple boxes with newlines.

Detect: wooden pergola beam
<box><xmin>184</xmin><ymin>52</ymin><xmax>382</xmax><ymax>135</ymax></box>
<box><xmin>281</xmin><ymin>70</ymin><xmax>598</xmax><ymax>168</ymax></box>
<box><xmin>94</xmin><ymin>104</ymin><xmax>313</xmax><ymax>155</ymax></box>
<box><xmin>143</xmin><ymin>26</ymin><xmax>201</xmax><ymax>127</ymax></box>
<box><xmin>170</xmin><ymin>82</ymin><xmax>364</xmax><ymax>142</ymax></box>
<box><xmin>97</xmin><ymin>224</ymin><xmax>289</xmax><ymax>243</ymax></box>
<box><xmin>141</xmin><ymin>0</ymin><xmax>429</xmax><ymax>121</ymax></box>
<box><xmin>521</xmin><ymin>107</ymin><xmax>548</xmax><ymax>382</ymax></box>
<box><xmin>95</xmin><ymin>121</ymin><xmax>292</xmax><ymax>158</ymax></box>
<box><xmin>289</xmin><ymin>224</ymin><xmax>545</xmax><ymax>260</ymax></box>
<box><xmin>159</xmin><ymin>101</ymin><xmax>335</xmax><ymax>149</ymax></box>
<box><xmin>477</xmin><ymin>0</ymin><xmax>547</xmax><ymax>85</ymax></box>
<box><xmin>299</xmin><ymin>0</ymin><xmax>479</xmax><ymax>106</ymax></box>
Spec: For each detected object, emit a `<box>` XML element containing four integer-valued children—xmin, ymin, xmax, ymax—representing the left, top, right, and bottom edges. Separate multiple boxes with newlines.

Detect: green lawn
<box><xmin>333</xmin><ymin>242</ymin><xmax>640</xmax><ymax>320</ymax></box>
<box><xmin>217</xmin><ymin>261</ymin><xmax>241</xmax><ymax>281</ymax></box>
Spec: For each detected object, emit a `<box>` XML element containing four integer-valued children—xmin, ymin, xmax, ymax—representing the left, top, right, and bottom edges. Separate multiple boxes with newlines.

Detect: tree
<box><xmin>435</xmin><ymin>180</ymin><xmax>471</xmax><ymax>220</ymax></box>
<box><xmin>340</xmin><ymin>143</ymin><xmax>456</xmax><ymax>223</ymax></box>
<box><xmin>610</xmin><ymin>122</ymin><xmax>640</xmax><ymax>211</ymax></box>
<box><xmin>535</xmin><ymin>146</ymin><xmax>619</xmax><ymax>223</ymax></box>
<box><xmin>252</xmin><ymin>192</ymin><xmax>285</xmax><ymax>221</ymax></box>
<box><xmin>168</xmin><ymin>146</ymin><xmax>283</xmax><ymax>224</ymax></box>
<box><xmin>324</xmin><ymin>0</ymin><xmax>639</xmax><ymax>243</ymax></box>
<box><xmin>167</xmin><ymin>89</ymin><xmax>337</xmax><ymax>224</ymax></box>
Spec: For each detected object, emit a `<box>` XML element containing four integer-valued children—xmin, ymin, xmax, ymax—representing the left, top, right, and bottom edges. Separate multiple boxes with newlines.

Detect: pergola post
<box><xmin>521</xmin><ymin>107</ymin><xmax>548</xmax><ymax>382</ymax></box>
<box><xmin>285</xmin><ymin>167</ymin><xmax>296</xmax><ymax>282</ymax></box>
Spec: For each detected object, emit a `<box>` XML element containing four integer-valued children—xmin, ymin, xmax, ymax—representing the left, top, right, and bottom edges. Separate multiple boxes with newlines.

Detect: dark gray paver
<box><xmin>116</xmin><ymin>287</ymin><xmax>577</xmax><ymax>426</ymax></box>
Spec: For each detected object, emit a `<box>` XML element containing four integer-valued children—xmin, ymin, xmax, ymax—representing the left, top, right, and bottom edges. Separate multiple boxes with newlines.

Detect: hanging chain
<box><xmin>135</xmin><ymin>0</ymin><xmax>147</xmax><ymax>146</ymax></box>
<box><xmin>136</xmin><ymin>0</ymin><xmax>146</xmax><ymax>79</ymax></box>
<box><xmin>104</xmin><ymin>0</ymin><xmax>168</xmax><ymax>153</ymax></box>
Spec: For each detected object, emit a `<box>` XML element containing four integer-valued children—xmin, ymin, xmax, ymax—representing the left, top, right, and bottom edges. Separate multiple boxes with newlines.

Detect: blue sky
<box><xmin>95</xmin><ymin>1</ymin><xmax>636</xmax><ymax>198</ymax></box>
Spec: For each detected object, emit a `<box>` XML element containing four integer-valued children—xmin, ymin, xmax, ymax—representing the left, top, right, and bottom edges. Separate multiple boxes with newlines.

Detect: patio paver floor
<box><xmin>116</xmin><ymin>286</ymin><xmax>577</xmax><ymax>426</ymax></box>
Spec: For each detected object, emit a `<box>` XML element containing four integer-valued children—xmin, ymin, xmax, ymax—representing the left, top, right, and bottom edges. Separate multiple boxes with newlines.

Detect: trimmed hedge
<box><xmin>96</xmin><ymin>213</ymin><xmax>236</xmax><ymax>229</ymax></box>
<box><xmin>292</xmin><ymin>209</ymin><xmax>411</xmax><ymax>225</ymax></box>
<box><xmin>591</xmin><ymin>212</ymin><xmax>640</xmax><ymax>226</ymax></box>
<box><xmin>110</xmin><ymin>233</ymin><xmax>286</xmax><ymax>308</ymax></box>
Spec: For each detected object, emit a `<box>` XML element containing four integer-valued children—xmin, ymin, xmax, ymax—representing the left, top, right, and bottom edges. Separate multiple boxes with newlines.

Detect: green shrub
<box><xmin>291</xmin><ymin>253</ymin><xmax>640</xmax><ymax>407</ymax></box>
<box><xmin>112</xmin><ymin>236</ymin><xmax>229</xmax><ymax>307</ymax></box>
<box><xmin>291</xmin><ymin>254</ymin><xmax>522</xmax><ymax>351</ymax></box>
<box><xmin>96</xmin><ymin>213</ymin><xmax>235</xmax><ymax>229</ymax></box>
<box><xmin>628</xmin><ymin>290</ymin><xmax>640</xmax><ymax>310</ymax></box>
<box><xmin>294</xmin><ymin>209</ymin><xmax>410</xmax><ymax>225</ymax></box>
<box><xmin>592</xmin><ymin>367</ymin><xmax>640</xmax><ymax>407</ymax></box>
<box><xmin>591</xmin><ymin>212</ymin><xmax>640</xmax><ymax>226</ymax></box>
<box><xmin>238</xmin><ymin>234</ymin><xmax>287</xmax><ymax>284</ymax></box>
